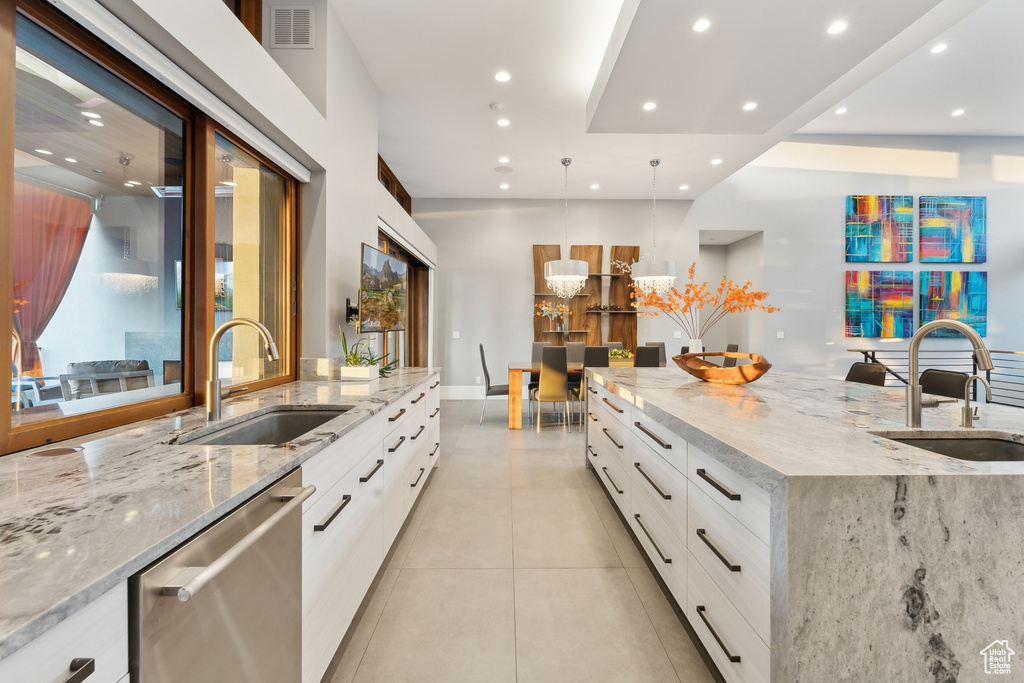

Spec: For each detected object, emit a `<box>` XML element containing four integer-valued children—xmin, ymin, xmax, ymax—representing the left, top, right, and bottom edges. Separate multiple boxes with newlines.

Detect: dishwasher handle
<box><xmin>162</xmin><ymin>484</ymin><xmax>316</xmax><ymax>603</ymax></box>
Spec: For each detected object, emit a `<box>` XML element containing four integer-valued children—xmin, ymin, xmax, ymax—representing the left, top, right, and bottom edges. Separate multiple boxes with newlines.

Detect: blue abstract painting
<box><xmin>846</xmin><ymin>271</ymin><xmax>914</xmax><ymax>338</ymax></box>
<box><xmin>846</xmin><ymin>195</ymin><xmax>914</xmax><ymax>262</ymax></box>
<box><xmin>919</xmin><ymin>196</ymin><xmax>986</xmax><ymax>263</ymax></box>
<box><xmin>919</xmin><ymin>271</ymin><xmax>987</xmax><ymax>337</ymax></box>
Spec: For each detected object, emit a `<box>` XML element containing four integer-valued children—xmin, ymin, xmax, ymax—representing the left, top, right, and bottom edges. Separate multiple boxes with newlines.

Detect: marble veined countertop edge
<box><xmin>585</xmin><ymin>366</ymin><xmax>1024</xmax><ymax>484</ymax></box>
<box><xmin>0</xmin><ymin>368</ymin><xmax>440</xmax><ymax>661</ymax></box>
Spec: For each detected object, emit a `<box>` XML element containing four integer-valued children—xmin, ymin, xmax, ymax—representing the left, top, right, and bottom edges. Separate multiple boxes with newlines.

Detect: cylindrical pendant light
<box><xmin>544</xmin><ymin>158</ymin><xmax>589</xmax><ymax>298</ymax></box>
<box><xmin>631</xmin><ymin>159</ymin><xmax>677</xmax><ymax>296</ymax></box>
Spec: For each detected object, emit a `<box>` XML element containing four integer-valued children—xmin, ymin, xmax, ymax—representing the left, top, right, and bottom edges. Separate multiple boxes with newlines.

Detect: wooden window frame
<box><xmin>222</xmin><ymin>0</ymin><xmax>262</xmax><ymax>43</ymax></box>
<box><xmin>378</xmin><ymin>155</ymin><xmax>412</xmax><ymax>215</ymax></box>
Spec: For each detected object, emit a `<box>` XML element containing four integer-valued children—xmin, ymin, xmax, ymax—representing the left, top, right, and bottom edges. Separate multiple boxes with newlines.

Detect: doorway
<box><xmin>698</xmin><ymin>231</ymin><xmax>765</xmax><ymax>353</ymax></box>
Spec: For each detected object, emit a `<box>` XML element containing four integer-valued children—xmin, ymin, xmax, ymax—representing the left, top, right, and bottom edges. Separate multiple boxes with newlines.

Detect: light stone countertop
<box><xmin>0</xmin><ymin>368</ymin><xmax>440</xmax><ymax>661</ymax></box>
<box><xmin>587</xmin><ymin>366</ymin><xmax>1024</xmax><ymax>491</ymax></box>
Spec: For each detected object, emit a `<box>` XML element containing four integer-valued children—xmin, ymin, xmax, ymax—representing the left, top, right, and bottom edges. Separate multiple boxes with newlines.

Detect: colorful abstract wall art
<box><xmin>845</xmin><ymin>271</ymin><xmax>914</xmax><ymax>338</ymax></box>
<box><xmin>919</xmin><ymin>271</ymin><xmax>987</xmax><ymax>337</ymax></box>
<box><xmin>845</xmin><ymin>195</ymin><xmax>914</xmax><ymax>262</ymax></box>
<box><xmin>919</xmin><ymin>196</ymin><xmax>986</xmax><ymax>263</ymax></box>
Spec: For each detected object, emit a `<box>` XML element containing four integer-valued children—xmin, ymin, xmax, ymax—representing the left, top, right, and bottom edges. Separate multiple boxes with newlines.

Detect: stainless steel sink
<box><xmin>871</xmin><ymin>430</ymin><xmax>1024</xmax><ymax>462</ymax></box>
<box><xmin>181</xmin><ymin>407</ymin><xmax>353</xmax><ymax>446</ymax></box>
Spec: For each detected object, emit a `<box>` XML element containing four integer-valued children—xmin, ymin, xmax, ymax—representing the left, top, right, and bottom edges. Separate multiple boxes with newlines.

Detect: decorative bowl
<box><xmin>672</xmin><ymin>352</ymin><xmax>772</xmax><ymax>385</ymax></box>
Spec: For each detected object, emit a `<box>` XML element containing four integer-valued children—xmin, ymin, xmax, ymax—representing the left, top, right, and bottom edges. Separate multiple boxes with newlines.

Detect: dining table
<box><xmin>506</xmin><ymin>358</ymin><xmax>643</xmax><ymax>430</ymax></box>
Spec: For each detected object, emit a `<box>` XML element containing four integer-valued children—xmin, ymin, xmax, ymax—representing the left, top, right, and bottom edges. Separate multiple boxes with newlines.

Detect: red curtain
<box><xmin>12</xmin><ymin>181</ymin><xmax>92</xmax><ymax>376</ymax></box>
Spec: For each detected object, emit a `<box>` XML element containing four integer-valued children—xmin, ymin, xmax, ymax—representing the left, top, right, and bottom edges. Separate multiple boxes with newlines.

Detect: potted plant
<box><xmin>535</xmin><ymin>301</ymin><xmax>567</xmax><ymax>331</ymax></box>
<box><xmin>337</xmin><ymin>328</ymin><xmax>397</xmax><ymax>380</ymax></box>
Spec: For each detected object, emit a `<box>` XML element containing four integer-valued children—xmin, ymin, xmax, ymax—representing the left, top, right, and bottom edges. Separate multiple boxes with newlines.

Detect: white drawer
<box><xmin>427</xmin><ymin>374</ymin><xmax>442</xmax><ymax>414</ymax></box>
<box><xmin>688</xmin><ymin>445</ymin><xmax>771</xmax><ymax>545</ymax></box>
<box><xmin>302</xmin><ymin>448</ymin><xmax>384</xmax><ymax>683</ymax></box>
<box><xmin>687</xmin><ymin>551</ymin><xmax>770</xmax><ymax>683</ymax></box>
<box><xmin>0</xmin><ymin>583</ymin><xmax>128</xmax><ymax>683</ymax></box>
<box><xmin>383</xmin><ymin>383</ymin><xmax>426</xmax><ymax>438</ymax></box>
<box><xmin>589</xmin><ymin>381</ymin><xmax>631</xmax><ymax>429</ymax></box>
<box><xmin>630</xmin><ymin>435</ymin><xmax>687</xmax><ymax>544</ymax></box>
<box><xmin>688</xmin><ymin>482</ymin><xmax>770</xmax><ymax>644</ymax></box>
<box><xmin>302</xmin><ymin>410</ymin><xmax>384</xmax><ymax>509</ymax></box>
<box><xmin>594</xmin><ymin>451</ymin><xmax>630</xmax><ymax>515</ymax></box>
<box><xmin>404</xmin><ymin>454</ymin><xmax>431</xmax><ymax>514</ymax></box>
<box><xmin>425</xmin><ymin>421</ymin><xmax>441</xmax><ymax>468</ymax></box>
<box><xmin>629</xmin><ymin>493</ymin><xmax>686</xmax><ymax>602</ymax></box>
<box><xmin>589</xmin><ymin>403</ymin><xmax>631</xmax><ymax>473</ymax></box>
<box><xmin>631</xmin><ymin>409</ymin><xmax>687</xmax><ymax>475</ymax></box>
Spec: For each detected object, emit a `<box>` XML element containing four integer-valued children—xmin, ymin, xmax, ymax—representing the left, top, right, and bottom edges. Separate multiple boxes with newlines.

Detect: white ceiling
<box><xmin>334</xmin><ymin>0</ymin><xmax>999</xmax><ymax>201</ymax></box>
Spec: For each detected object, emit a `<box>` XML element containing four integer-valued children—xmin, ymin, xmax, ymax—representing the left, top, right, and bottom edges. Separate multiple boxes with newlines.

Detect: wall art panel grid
<box><xmin>845</xmin><ymin>270</ymin><xmax>914</xmax><ymax>338</ymax></box>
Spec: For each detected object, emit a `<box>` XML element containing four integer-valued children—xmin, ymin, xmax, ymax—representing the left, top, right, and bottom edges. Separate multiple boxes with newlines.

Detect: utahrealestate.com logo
<box><xmin>980</xmin><ymin>640</ymin><xmax>1015</xmax><ymax>675</ymax></box>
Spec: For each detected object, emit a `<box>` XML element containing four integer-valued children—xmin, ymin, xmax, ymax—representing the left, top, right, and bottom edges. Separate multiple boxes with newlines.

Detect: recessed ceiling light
<box><xmin>743</xmin><ymin>101</ymin><xmax>757</xmax><ymax>111</ymax></box>
<box><xmin>81</xmin><ymin>111</ymin><xmax>101</xmax><ymax>119</ymax></box>
<box><xmin>65</xmin><ymin>157</ymin><xmax>77</xmax><ymax>163</ymax></box>
<box><xmin>497</xmin><ymin>118</ymin><xmax>510</xmax><ymax>127</ymax></box>
<box><xmin>590</xmin><ymin>184</ymin><xmax>599</xmax><ymax>190</ymax></box>
<box><xmin>952</xmin><ymin>108</ymin><xmax>965</xmax><ymax>117</ymax></box>
<box><xmin>124</xmin><ymin>182</ymin><xmax>133</xmax><ymax>187</ymax></box>
<box><xmin>88</xmin><ymin>120</ymin><xmax>104</xmax><ymax>127</ymax></box>
<box><xmin>930</xmin><ymin>43</ymin><xmax>947</xmax><ymax>54</ymax></box>
<box><xmin>35</xmin><ymin>149</ymin><xmax>52</xmax><ymax>155</ymax></box>
<box><xmin>498</xmin><ymin>156</ymin><xmax>509</xmax><ymax>164</ymax></box>
<box><xmin>679</xmin><ymin>185</ymin><xmax>689</xmax><ymax>191</ymax></box>
<box><xmin>827</xmin><ymin>20</ymin><xmax>847</xmax><ymax>35</ymax></box>
<box><xmin>499</xmin><ymin>183</ymin><xmax>509</xmax><ymax>189</ymax></box>
<box><xmin>835</xmin><ymin>106</ymin><xmax>848</xmax><ymax>115</ymax></box>
<box><xmin>711</xmin><ymin>158</ymin><xmax>723</xmax><ymax>165</ymax></box>
<box><xmin>92</xmin><ymin>169</ymin><xmax>105</xmax><ymax>174</ymax></box>
<box><xmin>643</xmin><ymin>102</ymin><xmax>657</xmax><ymax>111</ymax></box>
<box><xmin>127</xmin><ymin>181</ymin><xmax>142</xmax><ymax>186</ymax></box>
<box><xmin>693</xmin><ymin>18</ymin><xmax>711</xmax><ymax>32</ymax></box>
<box><xmin>495</xmin><ymin>71</ymin><xmax>510</xmax><ymax>82</ymax></box>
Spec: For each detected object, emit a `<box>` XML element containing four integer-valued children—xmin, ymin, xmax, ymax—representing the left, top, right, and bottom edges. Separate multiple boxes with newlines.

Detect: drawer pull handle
<box><xmin>430</xmin><ymin>442</ymin><xmax>440</xmax><ymax>457</ymax></box>
<box><xmin>601</xmin><ymin>467</ymin><xmax>623</xmax><ymax>494</ymax></box>
<box><xmin>602</xmin><ymin>397</ymin><xmax>624</xmax><ymax>413</ymax></box>
<box><xmin>633</xmin><ymin>462</ymin><xmax>671</xmax><ymax>500</ymax></box>
<box><xmin>634</xmin><ymin>421</ymin><xmax>671</xmax><ymax>449</ymax></box>
<box><xmin>411</xmin><ymin>425</ymin><xmax>425</xmax><ymax>440</ymax></box>
<box><xmin>63</xmin><ymin>658</ymin><xmax>96</xmax><ymax>683</ymax></box>
<box><xmin>696</xmin><ymin>605</ymin><xmax>741</xmax><ymax>663</ymax></box>
<box><xmin>587</xmin><ymin>386</ymin><xmax>598</xmax><ymax>395</ymax></box>
<box><xmin>411</xmin><ymin>392</ymin><xmax>426</xmax><ymax>404</ymax></box>
<box><xmin>633</xmin><ymin>514</ymin><xmax>671</xmax><ymax>564</ymax></box>
<box><xmin>389</xmin><ymin>408</ymin><xmax>406</xmax><ymax>422</ymax></box>
<box><xmin>696</xmin><ymin>528</ymin><xmax>741</xmax><ymax>572</ymax></box>
<box><xmin>588</xmin><ymin>411</ymin><xmax>599</xmax><ymax>422</ymax></box>
<box><xmin>602</xmin><ymin>428</ymin><xmax>624</xmax><ymax>449</ymax></box>
<box><xmin>696</xmin><ymin>468</ymin><xmax>741</xmax><ymax>501</ymax></box>
<box><xmin>410</xmin><ymin>467</ymin><xmax>426</xmax><ymax>488</ymax></box>
<box><xmin>430</xmin><ymin>380</ymin><xmax>440</xmax><ymax>389</ymax></box>
<box><xmin>389</xmin><ymin>436</ymin><xmax>406</xmax><ymax>453</ymax></box>
<box><xmin>430</xmin><ymin>407</ymin><xmax>440</xmax><ymax>418</ymax></box>
<box><xmin>314</xmin><ymin>494</ymin><xmax>352</xmax><ymax>532</ymax></box>
<box><xmin>587</xmin><ymin>445</ymin><xmax>598</xmax><ymax>458</ymax></box>
<box><xmin>360</xmin><ymin>459</ymin><xmax>384</xmax><ymax>482</ymax></box>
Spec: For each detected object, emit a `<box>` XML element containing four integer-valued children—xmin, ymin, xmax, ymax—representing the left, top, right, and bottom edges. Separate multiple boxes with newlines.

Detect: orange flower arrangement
<box><xmin>630</xmin><ymin>263</ymin><xmax>778</xmax><ymax>340</ymax></box>
<box><xmin>535</xmin><ymin>301</ymin><xmax>568</xmax><ymax>321</ymax></box>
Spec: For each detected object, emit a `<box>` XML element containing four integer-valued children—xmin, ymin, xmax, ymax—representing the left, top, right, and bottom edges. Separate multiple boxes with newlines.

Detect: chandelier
<box><xmin>630</xmin><ymin>159</ymin><xmax>677</xmax><ymax>296</ymax></box>
<box><xmin>543</xmin><ymin>158</ymin><xmax>588</xmax><ymax>298</ymax></box>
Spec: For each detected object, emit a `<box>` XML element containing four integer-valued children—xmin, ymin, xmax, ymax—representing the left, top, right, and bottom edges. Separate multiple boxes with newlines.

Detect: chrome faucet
<box><xmin>11</xmin><ymin>329</ymin><xmax>22</xmax><ymax>412</ymax></box>
<box><xmin>907</xmin><ymin>319</ymin><xmax>993</xmax><ymax>427</ymax></box>
<box><xmin>207</xmin><ymin>318</ymin><xmax>279</xmax><ymax>422</ymax></box>
<box><xmin>962</xmin><ymin>375</ymin><xmax>991</xmax><ymax>428</ymax></box>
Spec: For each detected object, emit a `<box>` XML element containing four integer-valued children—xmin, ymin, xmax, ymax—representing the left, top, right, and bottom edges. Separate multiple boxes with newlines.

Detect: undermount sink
<box><xmin>871</xmin><ymin>430</ymin><xmax>1024</xmax><ymax>462</ymax></box>
<box><xmin>181</xmin><ymin>407</ymin><xmax>353</xmax><ymax>446</ymax></box>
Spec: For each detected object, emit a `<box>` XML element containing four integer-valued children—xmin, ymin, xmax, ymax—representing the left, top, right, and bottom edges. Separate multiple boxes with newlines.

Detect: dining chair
<box><xmin>680</xmin><ymin>346</ymin><xmax>689</xmax><ymax>355</ymax></box>
<box><xmin>722</xmin><ymin>343</ymin><xmax>739</xmax><ymax>368</ymax></box>
<box><xmin>920</xmin><ymin>368</ymin><xmax>969</xmax><ymax>400</ymax></box>
<box><xmin>602</xmin><ymin>341</ymin><xmax>623</xmax><ymax>350</ymax></box>
<box><xmin>643</xmin><ymin>341</ymin><xmax>666</xmax><ymax>365</ymax></box>
<box><xmin>479</xmin><ymin>344</ymin><xmax>510</xmax><ymax>424</ymax></box>
<box><xmin>531</xmin><ymin>346</ymin><xmax>572</xmax><ymax>432</ymax></box>
<box><xmin>528</xmin><ymin>341</ymin><xmax>551</xmax><ymax>394</ymax></box>
<box><xmin>844</xmin><ymin>361</ymin><xmax>886</xmax><ymax>386</ymax></box>
<box><xmin>565</xmin><ymin>341</ymin><xmax>586</xmax><ymax>364</ymax></box>
<box><xmin>634</xmin><ymin>346</ymin><xmax>661</xmax><ymax>367</ymax></box>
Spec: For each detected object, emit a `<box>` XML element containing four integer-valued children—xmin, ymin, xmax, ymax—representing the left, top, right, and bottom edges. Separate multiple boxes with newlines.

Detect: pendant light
<box><xmin>630</xmin><ymin>158</ymin><xmax>677</xmax><ymax>296</ymax></box>
<box><xmin>544</xmin><ymin>158</ymin><xmax>588</xmax><ymax>298</ymax></box>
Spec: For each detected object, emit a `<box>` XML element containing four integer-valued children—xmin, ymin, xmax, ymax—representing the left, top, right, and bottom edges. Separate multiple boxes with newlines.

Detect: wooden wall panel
<box><xmin>570</xmin><ymin>245</ymin><xmax>603</xmax><ymax>346</ymax></box>
<box><xmin>609</xmin><ymin>246</ymin><xmax>639</xmax><ymax>352</ymax></box>
<box><xmin>533</xmin><ymin>245</ymin><xmax>562</xmax><ymax>343</ymax></box>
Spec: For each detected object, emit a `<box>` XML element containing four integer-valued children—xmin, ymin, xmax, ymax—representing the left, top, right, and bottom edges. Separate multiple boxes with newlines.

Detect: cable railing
<box><xmin>847</xmin><ymin>348</ymin><xmax>1024</xmax><ymax>408</ymax></box>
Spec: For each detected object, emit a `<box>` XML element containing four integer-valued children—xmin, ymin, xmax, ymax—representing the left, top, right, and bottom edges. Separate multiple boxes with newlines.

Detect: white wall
<box><xmin>697</xmin><ymin>244</ymin><xmax>727</xmax><ymax>352</ymax></box>
<box><xmin>723</xmin><ymin>232</ymin><xmax>766</xmax><ymax>354</ymax></box>
<box><xmin>685</xmin><ymin>135</ymin><xmax>1024</xmax><ymax>378</ymax></box>
<box><xmin>414</xmin><ymin>198</ymin><xmax>694</xmax><ymax>391</ymax></box>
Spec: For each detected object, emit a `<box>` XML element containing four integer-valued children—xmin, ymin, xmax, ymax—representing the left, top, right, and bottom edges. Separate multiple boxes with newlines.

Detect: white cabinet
<box><xmin>0</xmin><ymin>583</ymin><xmax>127</xmax><ymax>683</ymax></box>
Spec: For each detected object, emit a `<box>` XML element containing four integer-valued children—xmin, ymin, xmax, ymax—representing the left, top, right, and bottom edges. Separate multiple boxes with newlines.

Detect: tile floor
<box><xmin>326</xmin><ymin>400</ymin><xmax>718</xmax><ymax>683</ymax></box>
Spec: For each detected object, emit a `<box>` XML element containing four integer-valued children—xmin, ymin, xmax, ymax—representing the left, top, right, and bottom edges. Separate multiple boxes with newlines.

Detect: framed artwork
<box><xmin>919</xmin><ymin>271</ymin><xmax>987</xmax><ymax>336</ymax></box>
<box><xmin>919</xmin><ymin>196</ymin><xmax>986</xmax><ymax>263</ymax></box>
<box><xmin>845</xmin><ymin>195</ymin><xmax>914</xmax><ymax>263</ymax></box>
<box><xmin>845</xmin><ymin>270</ymin><xmax>914</xmax><ymax>338</ymax></box>
<box><xmin>358</xmin><ymin>243</ymin><xmax>408</xmax><ymax>333</ymax></box>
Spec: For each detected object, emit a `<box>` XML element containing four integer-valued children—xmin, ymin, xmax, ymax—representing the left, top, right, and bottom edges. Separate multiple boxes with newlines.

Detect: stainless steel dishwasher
<box><xmin>129</xmin><ymin>469</ymin><xmax>314</xmax><ymax>682</ymax></box>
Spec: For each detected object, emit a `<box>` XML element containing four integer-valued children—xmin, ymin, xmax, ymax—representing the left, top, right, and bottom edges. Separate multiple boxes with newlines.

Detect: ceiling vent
<box><xmin>271</xmin><ymin>6</ymin><xmax>314</xmax><ymax>49</ymax></box>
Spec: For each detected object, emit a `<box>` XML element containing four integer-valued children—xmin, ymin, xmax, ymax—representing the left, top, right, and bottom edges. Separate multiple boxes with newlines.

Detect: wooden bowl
<box><xmin>672</xmin><ymin>352</ymin><xmax>772</xmax><ymax>385</ymax></box>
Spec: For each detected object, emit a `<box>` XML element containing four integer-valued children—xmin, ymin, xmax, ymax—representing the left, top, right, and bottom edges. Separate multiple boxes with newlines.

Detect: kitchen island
<box><xmin>585</xmin><ymin>366</ymin><xmax>1024</xmax><ymax>682</ymax></box>
<box><xmin>0</xmin><ymin>368</ymin><xmax>441</xmax><ymax>682</ymax></box>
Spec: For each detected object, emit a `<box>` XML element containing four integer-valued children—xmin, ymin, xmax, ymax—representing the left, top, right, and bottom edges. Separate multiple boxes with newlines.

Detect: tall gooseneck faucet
<box><xmin>207</xmin><ymin>318</ymin><xmax>279</xmax><ymax>422</ymax></box>
<box><xmin>906</xmin><ymin>319</ymin><xmax>993</xmax><ymax>427</ymax></box>
<box><xmin>11</xmin><ymin>329</ymin><xmax>22</xmax><ymax>412</ymax></box>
